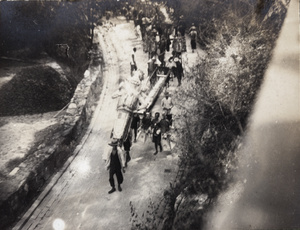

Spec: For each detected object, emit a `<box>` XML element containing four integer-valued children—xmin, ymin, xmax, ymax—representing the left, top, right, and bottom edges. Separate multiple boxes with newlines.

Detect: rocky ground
<box><xmin>0</xmin><ymin>29</ymin><xmax>102</xmax><ymax>229</ymax></box>
<box><xmin>0</xmin><ymin>56</ymin><xmax>66</xmax><ymax>180</ymax></box>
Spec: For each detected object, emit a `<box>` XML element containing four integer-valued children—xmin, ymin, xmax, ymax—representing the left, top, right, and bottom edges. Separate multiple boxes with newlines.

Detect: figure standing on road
<box><xmin>158</xmin><ymin>36</ymin><xmax>167</xmax><ymax>66</ymax></box>
<box><xmin>174</xmin><ymin>57</ymin><xmax>184</xmax><ymax>86</ymax></box>
<box><xmin>148</xmin><ymin>56</ymin><xmax>161</xmax><ymax>85</ymax></box>
<box><xmin>123</xmin><ymin>134</ymin><xmax>132</xmax><ymax>167</ymax></box>
<box><xmin>167</xmin><ymin>51</ymin><xmax>177</xmax><ymax>86</ymax></box>
<box><xmin>139</xmin><ymin>111</ymin><xmax>152</xmax><ymax>143</ymax></box>
<box><xmin>152</xmin><ymin>112</ymin><xmax>162</xmax><ymax>155</ymax></box>
<box><xmin>175</xmin><ymin>15</ymin><xmax>187</xmax><ymax>52</ymax></box>
<box><xmin>160</xmin><ymin>113</ymin><xmax>172</xmax><ymax>150</ymax></box>
<box><xmin>105</xmin><ymin>138</ymin><xmax>126</xmax><ymax>194</ymax></box>
<box><xmin>148</xmin><ymin>56</ymin><xmax>157</xmax><ymax>85</ymax></box>
<box><xmin>131</xmin><ymin>112</ymin><xmax>140</xmax><ymax>142</ymax></box>
<box><xmin>172</xmin><ymin>35</ymin><xmax>182</xmax><ymax>57</ymax></box>
<box><xmin>189</xmin><ymin>23</ymin><xmax>197</xmax><ymax>53</ymax></box>
<box><xmin>131</xmin><ymin>47</ymin><xmax>137</xmax><ymax>76</ymax></box>
<box><xmin>161</xmin><ymin>91</ymin><xmax>173</xmax><ymax>125</ymax></box>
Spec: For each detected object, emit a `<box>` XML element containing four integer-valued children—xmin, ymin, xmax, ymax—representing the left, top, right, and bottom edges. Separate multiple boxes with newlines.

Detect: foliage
<box><xmin>159</xmin><ymin>0</ymin><xmax>288</xmax><ymax>229</ymax></box>
<box><xmin>165</xmin><ymin>0</ymin><xmax>288</xmax><ymax>49</ymax></box>
<box><xmin>0</xmin><ymin>66</ymin><xmax>72</xmax><ymax>116</ymax></box>
<box><xmin>0</xmin><ymin>1</ymin><xmax>104</xmax><ymax>72</ymax></box>
<box><xmin>130</xmin><ymin>198</ymin><xmax>160</xmax><ymax>230</ymax></box>
<box><xmin>0</xmin><ymin>1</ymin><xmax>106</xmax><ymax>115</ymax></box>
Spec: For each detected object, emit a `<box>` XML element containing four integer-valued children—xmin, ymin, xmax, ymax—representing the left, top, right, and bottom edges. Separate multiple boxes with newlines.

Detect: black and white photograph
<box><xmin>0</xmin><ymin>0</ymin><xmax>299</xmax><ymax>229</ymax></box>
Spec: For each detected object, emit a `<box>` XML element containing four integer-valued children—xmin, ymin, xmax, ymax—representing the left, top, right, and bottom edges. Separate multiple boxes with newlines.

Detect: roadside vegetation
<box><xmin>0</xmin><ymin>1</ymin><xmax>104</xmax><ymax>115</ymax></box>
<box><xmin>130</xmin><ymin>0</ymin><xmax>289</xmax><ymax>229</ymax></box>
<box><xmin>0</xmin><ymin>0</ymin><xmax>290</xmax><ymax>229</ymax></box>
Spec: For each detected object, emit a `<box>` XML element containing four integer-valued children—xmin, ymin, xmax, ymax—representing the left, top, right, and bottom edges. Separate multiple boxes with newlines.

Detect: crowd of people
<box><xmin>130</xmin><ymin>90</ymin><xmax>174</xmax><ymax>154</ymax></box>
<box><xmin>103</xmin><ymin>2</ymin><xmax>199</xmax><ymax>194</ymax></box>
<box><xmin>123</xmin><ymin>2</ymin><xmax>198</xmax><ymax>87</ymax></box>
<box><xmin>104</xmin><ymin>90</ymin><xmax>174</xmax><ymax>194</ymax></box>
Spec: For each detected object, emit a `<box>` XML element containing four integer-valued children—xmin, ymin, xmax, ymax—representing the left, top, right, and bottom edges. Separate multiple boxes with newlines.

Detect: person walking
<box><xmin>158</xmin><ymin>36</ymin><xmax>167</xmax><ymax>66</ymax></box>
<box><xmin>148</xmin><ymin>56</ymin><xmax>157</xmax><ymax>85</ymax></box>
<box><xmin>160</xmin><ymin>113</ymin><xmax>170</xmax><ymax>134</ymax></box>
<box><xmin>131</xmin><ymin>112</ymin><xmax>140</xmax><ymax>142</ymax></box>
<box><xmin>140</xmin><ymin>111</ymin><xmax>152</xmax><ymax>143</ymax></box>
<box><xmin>167</xmin><ymin>51</ymin><xmax>177</xmax><ymax>86</ymax></box>
<box><xmin>161</xmin><ymin>91</ymin><xmax>173</xmax><ymax>125</ymax></box>
<box><xmin>152</xmin><ymin>112</ymin><xmax>162</xmax><ymax>155</ymax></box>
<box><xmin>160</xmin><ymin>113</ymin><xmax>171</xmax><ymax>150</ymax></box>
<box><xmin>131</xmin><ymin>47</ymin><xmax>137</xmax><ymax>76</ymax></box>
<box><xmin>123</xmin><ymin>134</ymin><xmax>132</xmax><ymax>167</ymax></box>
<box><xmin>175</xmin><ymin>15</ymin><xmax>187</xmax><ymax>52</ymax></box>
<box><xmin>105</xmin><ymin>138</ymin><xmax>126</xmax><ymax>194</ymax></box>
<box><xmin>174</xmin><ymin>57</ymin><xmax>184</xmax><ymax>86</ymax></box>
<box><xmin>189</xmin><ymin>23</ymin><xmax>197</xmax><ymax>53</ymax></box>
<box><xmin>172</xmin><ymin>35</ymin><xmax>182</xmax><ymax>57</ymax></box>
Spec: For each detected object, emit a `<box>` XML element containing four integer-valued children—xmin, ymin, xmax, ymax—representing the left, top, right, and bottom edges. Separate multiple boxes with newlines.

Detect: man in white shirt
<box><xmin>103</xmin><ymin>138</ymin><xmax>126</xmax><ymax>194</ymax></box>
<box><xmin>130</xmin><ymin>47</ymin><xmax>137</xmax><ymax>76</ymax></box>
<box><xmin>161</xmin><ymin>91</ymin><xmax>173</xmax><ymax>125</ymax></box>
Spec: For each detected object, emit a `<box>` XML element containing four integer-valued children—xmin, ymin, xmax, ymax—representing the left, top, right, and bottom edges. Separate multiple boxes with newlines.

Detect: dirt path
<box><xmin>14</xmin><ymin>17</ymin><xmax>179</xmax><ymax>230</ymax></box>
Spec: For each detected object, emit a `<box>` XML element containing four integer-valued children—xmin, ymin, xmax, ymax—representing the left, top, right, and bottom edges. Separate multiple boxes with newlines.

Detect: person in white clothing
<box><xmin>161</xmin><ymin>91</ymin><xmax>173</xmax><ymax>125</ymax></box>
<box><xmin>103</xmin><ymin>138</ymin><xmax>126</xmax><ymax>194</ymax></box>
<box><xmin>130</xmin><ymin>47</ymin><xmax>137</xmax><ymax>76</ymax></box>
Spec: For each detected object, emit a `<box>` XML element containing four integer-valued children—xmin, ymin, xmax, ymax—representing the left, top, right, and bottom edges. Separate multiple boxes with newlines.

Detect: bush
<box><xmin>157</xmin><ymin>0</ymin><xmax>289</xmax><ymax>229</ymax></box>
<box><xmin>0</xmin><ymin>66</ymin><xmax>72</xmax><ymax>116</ymax></box>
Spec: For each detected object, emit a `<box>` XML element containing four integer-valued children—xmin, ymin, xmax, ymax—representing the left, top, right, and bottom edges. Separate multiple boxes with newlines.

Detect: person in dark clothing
<box><xmin>132</xmin><ymin>8</ymin><xmax>138</xmax><ymax>26</ymax></box>
<box><xmin>160</xmin><ymin>113</ymin><xmax>172</xmax><ymax>150</ymax></box>
<box><xmin>160</xmin><ymin>113</ymin><xmax>170</xmax><ymax>134</ymax></box>
<box><xmin>168</xmin><ymin>51</ymin><xmax>178</xmax><ymax>81</ymax></box>
<box><xmin>141</xmin><ymin>111</ymin><xmax>152</xmax><ymax>142</ymax></box>
<box><xmin>161</xmin><ymin>91</ymin><xmax>174</xmax><ymax>126</ymax></box>
<box><xmin>176</xmin><ymin>15</ymin><xmax>187</xmax><ymax>52</ymax></box>
<box><xmin>123</xmin><ymin>133</ymin><xmax>132</xmax><ymax>167</ymax></box>
<box><xmin>158</xmin><ymin>36</ymin><xmax>167</xmax><ymax>66</ymax></box>
<box><xmin>189</xmin><ymin>23</ymin><xmax>197</xmax><ymax>52</ymax></box>
<box><xmin>152</xmin><ymin>112</ymin><xmax>160</xmax><ymax>127</ymax></box>
<box><xmin>152</xmin><ymin>112</ymin><xmax>162</xmax><ymax>155</ymax></box>
<box><xmin>174</xmin><ymin>57</ymin><xmax>184</xmax><ymax>86</ymax></box>
<box><xmin>176</xmin><ymin>15</ymin><xmax>186</xmax><ymax>36</ymax></box>
<box><xmin>148</xmin><ymin>56</ymin><xmax>157</xmax><ymax>85</ymax></box>
<box><xmin>131</xmin><ymin>112</ymin><xmax>140</xmax><ymax>142</ymax></box>
<box><xmin>105</xmin><ymin>139</ymin><xmax>126</xmax><ymax>194</ymax></box>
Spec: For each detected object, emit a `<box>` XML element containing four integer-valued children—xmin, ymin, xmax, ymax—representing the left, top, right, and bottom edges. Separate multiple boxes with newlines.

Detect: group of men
<box><xmin>104</xmin><ymin>90</ymin><xmax>174</xmax><ymax>194</ymax></box>
<box><xmin>104</xmin><ymin>5</ymin><xmax>199</xmax><ymax>195</ymax></box>
<box><xmin>143</xmin><ymin>22</ymin><xmax>197</xmax><ymax>87</ymax></box>
<box><xmin>133</xmin><ymin>90</ymin><xmax>173</xmax><ymax>154</ymax></box>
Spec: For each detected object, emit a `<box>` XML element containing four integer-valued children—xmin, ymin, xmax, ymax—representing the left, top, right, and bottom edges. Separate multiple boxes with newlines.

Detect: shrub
<box><xmin>159</xmin><ymin>0</ymin><xmax>289</xmax><ymax>229</ymax></box>
<box><xmin>0</xmin><ymin>66</ymin><xmax>72</xmax><ymax>116</ymax></box>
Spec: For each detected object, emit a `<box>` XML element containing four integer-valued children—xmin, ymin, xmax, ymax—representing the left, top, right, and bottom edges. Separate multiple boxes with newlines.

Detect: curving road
<box><xmin>13</xmin><ymin>17</ymin><xmax>179</xmax><ymax>230</ymax></box>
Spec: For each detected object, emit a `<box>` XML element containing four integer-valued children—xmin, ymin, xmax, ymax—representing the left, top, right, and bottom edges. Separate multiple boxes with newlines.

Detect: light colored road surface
<box><xmin>13</xmin><ymin>18</ymin><xmax>180</xmax><ymax>230</ymax></box>
<box><xmin>205</xmin><ymin>1</ymin><xmax>300</xmax><ymax>229</ymax></box>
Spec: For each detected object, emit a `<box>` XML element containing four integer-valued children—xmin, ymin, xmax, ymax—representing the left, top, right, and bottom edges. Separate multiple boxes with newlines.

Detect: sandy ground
<box><xmin>0</xmin><ymin>56</ymin><xmax>68</xmax><ymax>177</ymax></box>
<box><xmin>0</xmin><ymin>113</ymin><xmax>57</xmax><ymax>174</ymax></box>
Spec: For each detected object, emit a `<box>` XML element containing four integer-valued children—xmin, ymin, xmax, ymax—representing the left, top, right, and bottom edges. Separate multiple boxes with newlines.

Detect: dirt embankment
<box><xmin>0</xmin><ymin>40</ymin><xmax>103</xmax><ymax>229</ymax></box>
<box><xmin>0</xmin><ymin>65</ymin><xmax>72</xmax><ymax>116</ymax></box>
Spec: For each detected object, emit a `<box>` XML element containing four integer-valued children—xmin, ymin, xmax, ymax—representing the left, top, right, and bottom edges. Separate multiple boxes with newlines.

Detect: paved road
<box><xmin>13</xmin><ymin>18</ymin><xmax>179</xmax><ymax>230</ymax></box>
